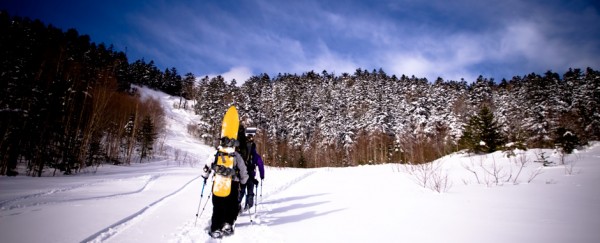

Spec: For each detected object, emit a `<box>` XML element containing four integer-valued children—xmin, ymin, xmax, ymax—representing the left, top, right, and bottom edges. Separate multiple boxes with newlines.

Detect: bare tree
<box><xmin>463</xmin><ymin>158</ymin><xmax>482</xmax><ymax>184</ymax></box>
<box><xmin>527</xmin><ymin>167</ymin><xmax>544</xmax><ymax>183</ymax></box>
<box><xmin>403</xmin><ymin>160</ymin><xmax>451</xmax><ymax>193</ymax></box>
<box><xmin>512</xmin><ymin>152</ymin><xmax>529</xmax><ymax>184</ymax></box>
<box><xmin>479</xmin><ymin>155</ymin><xmax>507</xmax><ymax>186</ymax></box>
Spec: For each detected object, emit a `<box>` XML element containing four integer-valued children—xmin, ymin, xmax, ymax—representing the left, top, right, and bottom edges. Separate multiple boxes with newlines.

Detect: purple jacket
<box><xmin>251</xmin><ymin>146</ymin><xmax>265</xmax><ymax>180</ymax></box>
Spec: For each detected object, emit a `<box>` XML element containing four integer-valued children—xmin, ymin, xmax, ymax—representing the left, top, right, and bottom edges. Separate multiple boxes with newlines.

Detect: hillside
<box><xmin>1</xmin><ymin>86</ymin><xmax>599</xmax><ymax>243</ymax></box>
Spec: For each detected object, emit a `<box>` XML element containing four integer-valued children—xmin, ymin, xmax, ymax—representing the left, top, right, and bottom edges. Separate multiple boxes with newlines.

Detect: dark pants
<box><xmin>239</xmin><ymin>177</ymin><xmax>255</xmax><ymax>207</ymax></box>
<box><xmin>211</xmin><ymin>182</ymin><xmax>240</xmax><ymax>231</ymax></box>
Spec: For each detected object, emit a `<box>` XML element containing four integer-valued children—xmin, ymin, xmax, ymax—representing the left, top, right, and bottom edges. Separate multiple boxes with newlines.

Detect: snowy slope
<box><xmin>1</xmin><ymin>86</ymin><xmax>599</xmax><ymax>243</ymax></box>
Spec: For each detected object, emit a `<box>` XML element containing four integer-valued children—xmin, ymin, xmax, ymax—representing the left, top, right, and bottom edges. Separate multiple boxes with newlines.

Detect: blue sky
<box><xmin>3</xmin><ymin>0</ymin><xmax>600</xmax><ymax>83</ymax></box>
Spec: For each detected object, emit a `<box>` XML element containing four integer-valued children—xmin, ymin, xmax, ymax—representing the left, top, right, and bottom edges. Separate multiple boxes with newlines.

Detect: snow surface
<box><xmin>1</xmin><ymin>86</ymin><xmax>599</xmax><ymax>243</ymax></box>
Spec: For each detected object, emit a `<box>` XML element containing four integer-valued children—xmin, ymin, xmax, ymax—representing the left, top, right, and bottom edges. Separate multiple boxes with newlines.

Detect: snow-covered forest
<box><xmin>1</xmin><ymin>11</ymin><xmax>599</xmax><ymax>176</ymax></box>
<box><xmin>192</xmin><ymin>69</ymin><xmax>600</xmax><ymax>168</ymax></box>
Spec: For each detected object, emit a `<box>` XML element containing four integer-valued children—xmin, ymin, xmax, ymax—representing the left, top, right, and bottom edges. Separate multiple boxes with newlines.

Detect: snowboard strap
<box><xmin>216</xmin><ymin>151</ymin><xmax>236</xmax><ymax>157</ymax></box>
<box><xmin>212</xmin><ymin>164</ymin><xmax>236</xmax><ymax>176</ymax></box>
<box><xmin>220</xmin><ymin>136</ymin><xmax>239</xmax><ymax>147</ymax></box>
<box><xmin>211</xmin><ymin>152</ymin><xmax>236</xmax><ymax>176</ymax></box>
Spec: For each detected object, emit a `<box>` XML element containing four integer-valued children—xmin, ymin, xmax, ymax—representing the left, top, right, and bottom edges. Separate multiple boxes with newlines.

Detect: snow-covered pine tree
<box><xmin>459</xmin><ymin>106</ymin><xmax>504</xmax><ymax>153</ymax></box>
<box><xmin>193</xmin><ymin>75</ymin><xmax>233</xmax><ymax>145</ymax></box>
<box><xmin>137</xmin><ymin>115</ymin><xmax>157</xmax><ymax>162</ymax></box>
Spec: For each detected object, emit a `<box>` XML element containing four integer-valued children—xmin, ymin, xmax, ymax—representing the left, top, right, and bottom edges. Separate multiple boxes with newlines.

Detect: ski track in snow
<box><xmin>261</xmin><ymin>170</ymin><xmax>317</xmax><ymax>200</ymax></box>
<box><xmin>81</xmin><ymin>175</ymin><xmax>203</xmax><ymax>243</ymax></box>
<box><xmin>0</xmin><ymin>174</ymin><xmax>161</xmax><ymax>211</ymax></box>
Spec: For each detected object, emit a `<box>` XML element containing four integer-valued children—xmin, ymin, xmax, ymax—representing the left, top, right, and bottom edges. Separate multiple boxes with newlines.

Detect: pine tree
<box><xmin>137</xmin><ymin>115</ymin><xmax>157</xmax><ymax>162</ymax></box>
<box><xmin>478</xmin><ymin>106</ymin><xmax>504</xmax><ymax>153</ymax></box>
<box><xmin>193</xmin><ymin>75</ymin><xmax>231</xmax><ymax>144</ymax></box>
<box><xmin>458</xmin><ymin>115</ymin><xmax>479</xmax><ymax>153</ymax></box>
<box><xmin>459</xmin><ymin>106</ymin><xmax>504</xmax><ymax>153</ymax></box>
<box><xmin>121</xmin><ymin>114</ymin><xmax>136</xmax><ymax>164</ymax></box>
<box><xmin>554</xmin><ymin>127</ymin><xmax>579</xmax><ymax>154</ymax></box>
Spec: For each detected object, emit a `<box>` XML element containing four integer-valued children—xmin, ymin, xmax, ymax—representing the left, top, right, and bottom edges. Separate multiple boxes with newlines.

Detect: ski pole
<box><xmin>194</xmin><ymin>178</ymin><xmax>207</xmax><ymax>226</ymax></box>
<box><xmin>198</xmin><ymin>190</ymin><xmax>212</xmax><ymax>219</ymax></box>
<box><xmin>254</xmin><ymin>182</ymin><xmax>259</xmax><ymax>215</ymax></box>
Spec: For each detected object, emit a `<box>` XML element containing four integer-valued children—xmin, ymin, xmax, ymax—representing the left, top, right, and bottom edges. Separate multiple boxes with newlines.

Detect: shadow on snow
<box><xmin>239</xmin><ymin>193</ymin><xmax>345</xmax><ymax>227</ymax></box>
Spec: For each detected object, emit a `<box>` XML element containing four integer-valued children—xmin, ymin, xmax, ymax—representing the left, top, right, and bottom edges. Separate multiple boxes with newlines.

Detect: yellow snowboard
<box><xmin>212</xmin><ymin>106</ymin><xmax>239</xmax><ymax>197</ymax></box>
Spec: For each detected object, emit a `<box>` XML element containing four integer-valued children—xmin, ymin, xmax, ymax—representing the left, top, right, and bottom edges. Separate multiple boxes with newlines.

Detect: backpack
<box><xmin>245</xmin><ymin>142</ymin><xmax>257</xmax><ymax>172</ymax></box>
<box><xmin>236</xmin><ymin>125</ymin><xmax>258</xmax><ymax>176</ymax></box>
<box><xmin>236</xmin><ymin>125</ymin><xmax>248</xmax><ymax>156</ymax></box>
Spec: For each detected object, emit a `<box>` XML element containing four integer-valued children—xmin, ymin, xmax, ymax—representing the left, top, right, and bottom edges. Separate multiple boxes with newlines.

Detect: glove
<box><xmin>201</xmin><ymin>164</ymin><xmax>210</xmax><ymax>179</ymax></box>
<box><xmin>253</xmin><ymin>178</ymin><xmax>259</xmax><ymax>185</ymax></box>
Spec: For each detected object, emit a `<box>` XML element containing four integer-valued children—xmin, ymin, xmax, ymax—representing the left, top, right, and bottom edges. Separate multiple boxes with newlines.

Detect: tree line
<box><xmin>1</xmin><ymin>11</ymin><xmax>599</xmax><ymax>176</ymax></box>
<box><xmin>194</xmin><ymin>69</ymin><xmax>599</xmax><ymax>168</ymax></box>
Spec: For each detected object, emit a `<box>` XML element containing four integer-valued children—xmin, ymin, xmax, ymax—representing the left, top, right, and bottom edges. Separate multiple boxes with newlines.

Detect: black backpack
<box><xmin>236</xmin><ymin>125</ymin><xmax>257</xmax><ymax>173</ymax></box>
<box><xmin>236</xmin><ymin>125</ymin><xmax>249</xmax><ymax>162</ymax></box>
<box><xmin>245</xmin><ymin>142</ymin><xmax>257</xmax><ymax>172</ymax></box>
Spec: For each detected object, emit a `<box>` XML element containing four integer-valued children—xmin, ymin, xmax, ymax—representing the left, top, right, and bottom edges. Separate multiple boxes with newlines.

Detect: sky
<box><xmin>3</xmin><ymin>0</ymin><xmax>600</xmax><ymax>83</ymax></box>
<box><xmin>0</xmin><ymin>86</ymin><xmax>599</xmax><ymax>243</ymax></box>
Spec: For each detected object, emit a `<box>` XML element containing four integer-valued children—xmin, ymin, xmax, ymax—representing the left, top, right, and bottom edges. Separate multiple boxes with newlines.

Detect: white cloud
<box><xmin>199</xmin><ymin>66</ymin><xmax>254</xmax><ymax>86</ymax></box>
<box><xmin>378</xmin><ymin>31</ymin><xmax>488</xmax><ymax>82</ymax></box>
<box><xmin>285</xmin><ymin>40</ymin><xmax>360</xmax><ymax>75</ymax></box>
<box><xmin>221</xmin><ymin>66</ymin><xmax>254</xmax><ymax>84</ymax></box>
<box><xmin>384</xmin><ymin>51</ymin><xmax>476</xmax><ymax>82</ymax></box>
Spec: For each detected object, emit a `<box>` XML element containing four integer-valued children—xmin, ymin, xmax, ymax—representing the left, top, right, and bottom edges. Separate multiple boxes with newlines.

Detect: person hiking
<box><xmin>201</xmin><ymin>137</ymin><xmax>249</xmax><ymax>238</ymax></box>
<box><xmin>239</xmin><ymin>133</ymin><xmax>265</xmax><ymax>212</ymax></box>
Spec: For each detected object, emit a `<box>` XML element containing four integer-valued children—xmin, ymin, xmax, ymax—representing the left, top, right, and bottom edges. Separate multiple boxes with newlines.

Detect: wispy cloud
<box><xmin>3</xmin><ymin>0</ymin><xmax>597</xmax><ymax>83</ymax></box>
<box><xmin>118</xmin><ymin>0</ymin><xmax>599</xmax><ymax>83</ymax></box>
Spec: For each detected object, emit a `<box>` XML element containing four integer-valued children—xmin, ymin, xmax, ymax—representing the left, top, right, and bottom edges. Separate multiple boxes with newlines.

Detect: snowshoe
<box><xmin>208</xmin><ymin>229</ymin><xmax>224</xmax><ymax>239</ymax></box>
<box><xmin>222</xmin><ymin>223</ymin><xmax>234</xmax><ymax>236</ymax></box>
